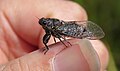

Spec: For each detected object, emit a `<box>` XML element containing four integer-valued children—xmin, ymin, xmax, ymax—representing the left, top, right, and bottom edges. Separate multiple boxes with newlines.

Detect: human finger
<box><xmin>0</xmin><ymin>39</ymin><xmax>107</xmax><ymax>71</ymax></box>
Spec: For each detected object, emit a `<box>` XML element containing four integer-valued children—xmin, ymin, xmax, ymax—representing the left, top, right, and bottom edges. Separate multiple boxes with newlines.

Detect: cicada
<box><xmin>39</xmin><ymin>17</ymin><xmax>105</xmax><ymax>54</ymax></box>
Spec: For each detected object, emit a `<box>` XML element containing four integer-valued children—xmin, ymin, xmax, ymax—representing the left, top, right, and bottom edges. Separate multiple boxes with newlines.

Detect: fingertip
<box><xmin>48</xmin><ymin>1</ymin><xmax>88</xmax><ymax>21</ymax></box>
<box><xmin>0</xmin><ymin>39</ymin><xmax>104</xmax><ymax>71</ymax></box>
<box><xmin>47</xmin><ymin>39</ymin><xmax>101</xmax><ymax>71</ymax></box>
<box><xmin>53</xmin><ymin>44</ymin><xmax>90</xmax><ymax>71</ymax></box>
<box><xmin>90</xmin><ymin>40</ymin><xmax>109</xmax><ymax>70</ymax></box>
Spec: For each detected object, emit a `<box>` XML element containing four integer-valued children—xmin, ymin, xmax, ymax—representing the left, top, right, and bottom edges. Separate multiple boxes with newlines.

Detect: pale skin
<box><xmin>0</xmin><ymin>0</ymin><xmax>109</xmax><ymax>71</ymax></box>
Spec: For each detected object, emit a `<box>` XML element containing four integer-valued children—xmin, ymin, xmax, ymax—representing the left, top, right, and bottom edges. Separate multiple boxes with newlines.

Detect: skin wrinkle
<box><xmin>0</xmin><ymin>11</ymin><xmax>13</xmax><ymax>61</ymax></box>
<box><xmin>0</xmin><ymin>48</ymin><xmax>9</xmax><ymax>63</ymax></box>
<box><xmin>9</xmin><ymin>62</ymin><xmax>13</xmax><ymax>71</ymax></box>
<box><xmin>2</xmin><ymin>30</ymin><xmax>14</xmax><ymax>60</ymax></box>
<box><xmin>17</xmin><ymin>58</ymin><xmax>22</xmax><ymax>71</ymax></box>
<box><xmin>0</xmin><ymin>63</ymin><xmax>12</xmax><ymax>71</ymax></box>
<box><xmin>0</xmin><ymin>64</ymin><xmax>7</xmax><ymax>71</ymax></box>
<box><xmin>2</xmin><ymin>11</ymin><xmax>19</xmax><ymax>59</ymax></box>
<box><xmin>24</xmin><ymin>60</ymin><xmax>30</xmax><ymax>71</ymax></box>
<box><xmin>1</xmin><ymin>66</ymin><xmax>7</xmax><ymax>71</ymax></box>
<box><xmin>9</xmin><ymin>0</ymin><xmax>45</xmax><ymax>46</ymax></box>
<box><xmin>18</xmin><ymin>58</ymin><xmax>30</xmax><ymax>71</ymax></box>
<box><xmin>3</xmin><ymin>11</ymin><xmax>39</xmax><ymax>50</ymax></box>
<box><xmin>1</xmin><ymin>12</ymin><xmax>39</xmax><ymax>59</ymax></box>
<box><xmin>0</xmin><ymin>28</ymin><xmax>9</xmax><ymax>63</ymax></box>
<box><xmin>9</xmin><ymin>59</ymin><xmax>28</xmax><ymax>71</ymax></box>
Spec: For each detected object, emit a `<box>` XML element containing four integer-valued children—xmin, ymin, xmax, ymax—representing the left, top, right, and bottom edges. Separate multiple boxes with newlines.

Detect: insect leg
<box><xmin>58</xmin><ymin>37</ymin><xmax>68</xmax><ymax>47</ymax></box>
<box><xmin>52</xmin><ymin>30</ymin><xmax>70</xmax><ymax>47</ymax></box>
<box><xmin>43</xmin><ymin>33</ymin><xmax>51</xmax><ymax>54</ymax></box>
<box><xmin>53</xmin><ymin>36</ymin><xmax>57</xmax><ymax>43</ymax></box>
<box><xmin>62</xmin><ymin>36</ymin><xmax>72</xmax><ymax>46</ymax></box>
<box><xmin>54</xmin><ymin>32</ymin><xmax>72</xmax><ymax>46</ymax></box>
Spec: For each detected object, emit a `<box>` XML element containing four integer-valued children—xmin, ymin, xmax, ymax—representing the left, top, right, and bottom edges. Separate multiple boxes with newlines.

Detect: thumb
<box><xmin>0</xmin><ymin>39</ymin><xmax>102</xmax><ymax>71</ymax></box>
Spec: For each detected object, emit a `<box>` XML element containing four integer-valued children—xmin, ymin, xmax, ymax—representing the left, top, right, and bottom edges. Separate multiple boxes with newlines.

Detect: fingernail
<box><xmin>51</xmin><ymin>39</ymin><xmax>100</xmax><ymax>71</ymax></box>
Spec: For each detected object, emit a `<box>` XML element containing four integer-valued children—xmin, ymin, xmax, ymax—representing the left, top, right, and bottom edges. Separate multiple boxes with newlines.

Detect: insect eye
<box><xmin>40</xmin><ymin>20</ymin><xmax>47</xmax><ymax>25</ymax></box>
<box><xmin>42</xmin><ymin>21</ymin><xmax>47</xmax><ymax>25</ymax></box>
<box><xmin>39</xmin><ymin>17</ymin><xmax>47</xmax><ymax>25</ymax></box>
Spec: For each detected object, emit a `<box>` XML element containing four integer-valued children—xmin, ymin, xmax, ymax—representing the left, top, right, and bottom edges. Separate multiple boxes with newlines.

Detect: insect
<box><xmin>38</xmin><ymin>17</ymin><xmax>105</xmax><ymax>54</ymax></box>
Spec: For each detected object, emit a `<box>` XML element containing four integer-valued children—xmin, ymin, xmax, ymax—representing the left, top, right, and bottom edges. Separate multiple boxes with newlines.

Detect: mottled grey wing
<box><xmin>57</xmin><ymin>21</ymin><xmax>105</xmax><ymax>40</ymax></box>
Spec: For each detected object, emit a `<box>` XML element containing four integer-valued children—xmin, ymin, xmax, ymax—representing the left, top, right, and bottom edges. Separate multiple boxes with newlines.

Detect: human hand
<box><xmin>0</xmin><ymin>0</ymin><xmax>109</xmax><ymax>71</ymax></box>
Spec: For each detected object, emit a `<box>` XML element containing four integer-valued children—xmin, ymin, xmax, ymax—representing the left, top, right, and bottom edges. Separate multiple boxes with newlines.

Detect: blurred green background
<box><xmin>74</xmin><ymin>0</ymin><xmax>120</xmax><ymax>71</ymax></box>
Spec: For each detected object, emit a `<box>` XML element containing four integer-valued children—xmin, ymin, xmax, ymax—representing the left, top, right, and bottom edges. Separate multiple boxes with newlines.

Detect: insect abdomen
<box><xmin>57</xmin><ymin>23</ymin><xmax>85</xmax><ymax>38</ymax></box>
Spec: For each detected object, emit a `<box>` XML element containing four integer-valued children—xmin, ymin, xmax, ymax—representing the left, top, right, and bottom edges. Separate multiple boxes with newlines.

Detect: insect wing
<box><xmin>83</xmin><ymin>21</ymin><xmax>105</xmax><ymax>39</ymax></box>
<box><xmin>57</xmin><ymin>21</ymin><xmax>105</xmax><ymax>39</ymax></box>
